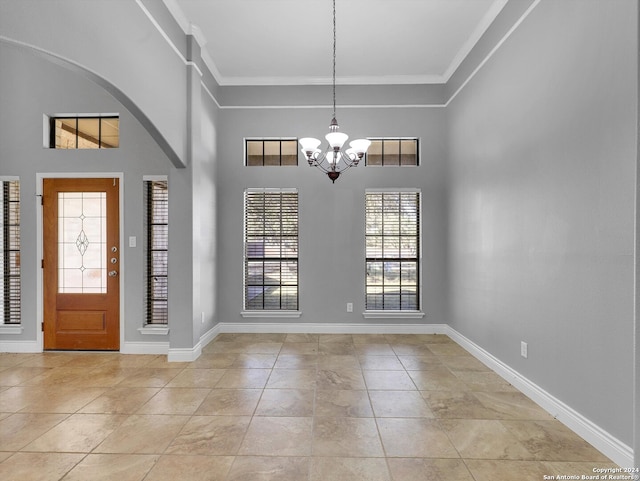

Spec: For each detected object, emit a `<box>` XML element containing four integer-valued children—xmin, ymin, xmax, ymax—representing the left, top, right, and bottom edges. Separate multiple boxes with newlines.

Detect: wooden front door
<box><xmin>43</xmin><ymin>178</ymin><xmax>120</xmax><ymax>350</ymax></box>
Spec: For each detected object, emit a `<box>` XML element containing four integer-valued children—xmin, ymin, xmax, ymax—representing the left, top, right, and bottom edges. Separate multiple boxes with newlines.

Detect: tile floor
<box><xmin>0</xmin><ymin>333</ymin><xmax>618</xmax><ymax>480</ymax></box>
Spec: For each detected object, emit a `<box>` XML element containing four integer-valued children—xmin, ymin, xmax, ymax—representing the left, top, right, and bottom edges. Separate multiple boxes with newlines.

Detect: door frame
<box><xmin>36</xmin><ymin>172</ymin><xmax>124</xmax><ymax>351</ymax></box>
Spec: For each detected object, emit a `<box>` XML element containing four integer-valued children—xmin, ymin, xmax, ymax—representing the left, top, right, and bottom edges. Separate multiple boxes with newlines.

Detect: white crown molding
<box><xmin>216</xmin><ymin>74</ymin><xmax>446</xmax><ymax>87</ymax></box>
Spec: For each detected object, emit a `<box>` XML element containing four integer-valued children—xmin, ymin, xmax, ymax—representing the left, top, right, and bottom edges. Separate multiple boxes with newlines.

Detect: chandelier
<box><xmin>299</xmin><ymin>0</ymin><xmax>371</xmax><ymax>183</ymax></box>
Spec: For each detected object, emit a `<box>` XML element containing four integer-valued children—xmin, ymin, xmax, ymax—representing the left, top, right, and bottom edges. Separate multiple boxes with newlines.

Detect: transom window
<box><xmin>365</xmin><ymin>191</ymin><xmax>420</xmax><ymax>310</ymax></box>
<box><xmin>245</xmin><ymin>139</ymin><xmax>298</xmax><ymax>166</ymax></box>
<box><xmin>144</xmin><ymin>178</ymin><xmax>168</xmax><ymax>325</ymax></box>
<box><xmin>244</xmin><ymin>189</ymin><xmax>298</xmax><ymax>310</ymax></box>
<box><xmin>50</xmin><ymin>116</ymin><xmax>119</xmax><ymax>149</ymax></box>
<box><xmin>1</xmin><ymin>179</ymin><xmax>20</xmax><ymax>325</ymax></box>
<box><xmin>366</xmin><ymin>138</ymin><xmax>419</xmax><ymax>166</ymax></box>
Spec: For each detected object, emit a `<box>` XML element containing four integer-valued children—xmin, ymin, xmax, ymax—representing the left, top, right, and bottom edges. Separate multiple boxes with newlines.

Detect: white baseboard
<box><xmin>215</xmin><ymin>322</ymin><xmax>447</xmax><ymax>335</ymax></box>
<box><xmin>445</xmin><ymin>326</ymin><xmax>634</xmax><ymax>468</ymax></box>
<box><xmin>120</xmin><ymin>341</ymin><xmax>169</xmax><ymax>355</ymax></box>
<box><xmin>200</xmin><ymin>324</ymin><xmax>221</xmax><ymax>348</ymax></box>
<box><xmin>0</xmin><ymin>340</ymin><xmax>40</xmax><ymax>353</ymax></box>
<box><xmin>168</xmin><ymin>342</ymin><xmax>202</xmax><ymax>362</ymax></box>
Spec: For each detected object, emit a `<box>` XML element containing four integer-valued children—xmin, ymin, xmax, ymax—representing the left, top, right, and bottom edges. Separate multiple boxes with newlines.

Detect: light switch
<box><xmin>129</xmin><ymin>236</ymin><xmax>136</xmax><ymax>248</ymax></box>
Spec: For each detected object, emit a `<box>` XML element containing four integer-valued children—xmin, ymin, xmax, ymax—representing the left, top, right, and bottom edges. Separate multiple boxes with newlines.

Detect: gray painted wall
<box><xmin>0</xmin><ymin>43</ymin><xmax>173</xmax><ymax>344</ymax></box>
<box><xmin>447</xmin><ymin>0</ymin><xmax>636</xmax><ymax>446</ymax></box>
<box><xmin>216</xmin><ymin>106</ymin><xmax>449</xmax><ymax>326</ymax></box>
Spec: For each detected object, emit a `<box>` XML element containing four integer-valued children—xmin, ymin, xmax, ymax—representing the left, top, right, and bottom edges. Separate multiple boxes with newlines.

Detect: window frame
<box><xmin>48</xmin><ymin>114</ymin><xmax>120</xmax><ymax>149</ymax></box>
<box><xmin>0</xmin><ymin>177</ymin><xmax>21</xmax><ymax>327</ymax></box>
<box><xmin>242</xmin><ymin>188</ymin><xmax>301</xmax><ymax>317</ymax></box>
<box><xmin>365</xmin><ymin>138</ymin><xmax>420</xmax><ymax>167</ymax></box>
<box><xmin>363</xmin><ymin>188</ymin><xmax>424</xmax><ymax>317</ymax></box>
<box><xmin>244</xmin><ymin>138</ymin><xmax>299</xmax><ymax>166</ymax></box>
<box><xmin>143</xmin><ymin>176</ymin><xmax>169</xmax><ymax>328</ymax></box>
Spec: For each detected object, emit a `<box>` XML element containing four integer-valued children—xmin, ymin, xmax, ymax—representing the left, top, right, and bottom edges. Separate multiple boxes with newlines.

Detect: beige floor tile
<box><xmin>284</xmin><ymin>333</ymin><xmax>319</xmax><ymax>343</ymax></box>
<box><xmin>24</xmin><ymin>413</ymin><xmax>126</xmax><ymax>453</ymax></box>
<box><xmin>422</xmin><ymin>390</ymin><xmax>499</xmax><ymax>419</ymax></box>
<box><xmin>377</xmin><ymin>418</ymin><xmax>459</xmax><ymax>458</ymax></box>
<box><xmin>407</xmin><ymin>367</ymin><xmax>468</xmax><ymax>391</ymax></box>
<box><xmin>472</xmin><ymin>391</ymin><xmax>552</xmax><ymax>420</ymax></box>
<box><xmin>318</xmin><ymin>354</ymin><xmax>360</xmax><ymax>370</ymax></box>
<box><xmin>15</xmin><ymin>353</ymin><xmax>74</xmax><ymax>368</ymax></box>
<box><xmin>318</xmin><ymin>342</ymin><xmax>356</xmax><ymax>355</ymax></box>
<box><xmin>279</xmin><ymin>343</ymin><xmax>319</xmax><ymax>355</ymax></box>
<box><xmin>363</xmin><ymin>370</ymin><xmax>416</xmax><ymax>390</ymax></box>
<box><xmin>273</xmin><ymin>354</ymin><xmax>318</xmax><ymax>370</ymax></box>
<box><xmin>16</xmin><ymin>386</ymin><xmax>106</xmax><ymax>413</ymax></box>
<box><xmin>239</xmin><ymin>416</ymin><xmax>313</xmax><ymax>456</ymax></box>
<box><xmin>389</xmin><ymin>343</ymin><xmax>435</xmax><ymax>356</ymax></box>
<box><xmin>229</xmin><ymin>354</ymin><xmax>277</xmax><ymax>368</ymax></box>
<box><xmin>0</xmin><ymin>413</ymin><xmax>68</xmax><ymax>451</ymax></box>
<box><xmin>60</xmin><ymin>353</ymin><xmax>115</xmax><ymax>368</ymax></box>
<box><xmin>215</xmin><ymin>369</ymin><xmax>271</xmax><ymax>389</ymax></box>
<box><xmin>387</xmin><ymin>458</ymin><xmax>475</xmax><ymax>481</ymax></box>
<box><xmin>315</xmin><ymin>389</ymin><xmax>373</xmax><ymax>417</ymax></box>
<box><xmin>316</xmin><ymin>369</ymin><xmax>366</xmax><ymax>390</ymax></box>
<box><xmin>440</xmin><ymin>355</ymin><xmax>491</xmax><ymax>371</ymax></box>
<box><xmin>166</xmin><ymin>368</ymin><xmax>226</xmax><ymax>388</ymax></box>
<box><xmin>143</xmin><ymin>455</ymin><xmax>234</xmax><ymax>481</ymax></box>
<box><xmin>94</xmin><ymin>414</ymin><xmax>189</xmax><ymax>454</ymax></box>
<box><xmin>21</xmin><ymin>367</ymin><xmax>94</xmax><ymax>387</ymax></box>
<box><xmin>452</xmin><ymin>370</ymin><xmax>518</xmax><ymax>392</ymax></box>
<box><xmin>227</xmin><ymin>456</ymin><xmax>309</xmax><ymax>481</ymax></box>
<box><xmin>255</xmin><ymin>389</ymin><xmax>314</xmax><ymax>417</ymax></box>
<box><xmin>464</xmin><ymin>459</ymin><xmax>550</xmax><ymax>481</ymax></box>
<box><xmin>398</xmin><ymin>355</ymin><xmax>443</xmax><ymax>370</ymax></box>
<box><xmin>440</xmin><ymin>419</ymin><xmax>534</xmax><ymax>459</ymax></box>
<box><xmin>428</xmin><ymin>344</ymin><xmax>470</xmax><ymax>356</ymax></box>
<box><xmin>78</xmin><ymin>387</ymin><xmax>160</xmax><ymax>414</ymax></box>
<box><xmin>318</xmin><ymin>334</ymin><xmax>353</xmax><ymax>343</ymax></box>
<box><xmin>312</xmin><ymin>417</ymin><xmax>384</xmax><ymax>457</ymax></box>
<box><xmin>0</xmin><ymin>353</ymin><xmax>33</xmax><ymax>367</ymax></box>
<box><xmin>502</xmin><ymin>420</ymin><xmax>612</xmax><ymax>462</ymax></box>
<box><xmin>310</xmin><ymin>457</ymin><xmax>391</xmax><ymax>481</ymax></box>
<box><xmin>241</xmin><ymin>342</ymin><xmax>283</xmax><ymax>354</ymax></box>
<box><xmin>354</xmin><ymin>343</ymin><xmax>396</xmax><ymax>356</ymax></box>
<box><xmin>0</xmin><ymin>367</ymin><xmax>51</xmax><ymax>386</ymax></box>
<box><xmin>62</xmin><ymin>453</ymin><xmax>159</xmax><ymax>481</ymax></box>
<box><xmin>0</xmin><ymin>452</ymin><xmax>12</xmax><ymax>462</ymax></box>
<box><xmin>165</xmin><ymin>415</ymin><xmax>251</xmax><ymax>455</ymax></box>
<box><xmin>369</xmin><ymin>390</ymin><xmax>434</xmax><ymax>418</ymax></box>
<box><xmin>352</xmin><ymin>334</ymin><xmax>388</xmax><ymax>344</ymax></box>
<box><xmin>144</xmin><ymin>357</ymin><xmax>189</xmax><ymax>369</ymax></box>
<box><xmin>0</xmin><ymin>452</ymin><xmax>84</xmax><ymax>481</ymax></box>
<box><xmin>265</xmin><ymin>369</ymin><xmax>316</xmax><ymax>389</ymax></box>
<box><xmin>359</xmin><ymin>355</ymin><xmax>404</xmax><ymax>370</ymax></box>
<box><xmin>187</xmin><ymin>353</ymin><xmax>237</xmax><ymax>369</ymax></box>
<box><xmin>116</xmin><ymin>368</ymin><xmax>181</xmax><ymax>387</ymax></box>
<box><xmin>195</xmin><ymin>389</ymin><xmax>262</xmax><ymax>416</ymax></box>
<box><xmin>100</xmin><ymin>354</ymin><xmax>159</xmax><ymax>368</ymax></box>
<box><xmin>136</xmin><ymin>388</ymin><xmax>210</xmax><ymax>415</ymax></box>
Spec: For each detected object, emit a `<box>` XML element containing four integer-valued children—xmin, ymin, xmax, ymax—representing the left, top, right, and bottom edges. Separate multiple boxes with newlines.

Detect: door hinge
<box><xmin>41</xmin><ymin>322</ymin><xmax>44</xmax><ymax>332</ymax></box>
<box><xmin>41</xmin><ymin>259</ymin><xmax>44</xmax><ymax>269</ymax></box>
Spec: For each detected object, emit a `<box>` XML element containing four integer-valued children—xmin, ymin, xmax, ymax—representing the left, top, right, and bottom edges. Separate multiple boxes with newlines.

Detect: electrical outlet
<box><xmin>346</xmin><ymin>302</ymin><xmax>353</xmax><ymax>313</ymax></box>
<box><xmin>521</xmin><ymin>341</ymin><xmax>528</xmax><ymax>358</ymax></box>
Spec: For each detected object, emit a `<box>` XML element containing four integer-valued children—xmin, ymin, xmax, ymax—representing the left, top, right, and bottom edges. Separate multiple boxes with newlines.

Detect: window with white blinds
<box><xmin>1</xmin><ymin>179</ymin><xmax>20</xmax><ymax>325</ymax></box>
<box><xmin>144</xmin><ymin>179</ymin><xmax>168</xmax><ymax>325</ymax></box>
<box><xmin>244</xmin><ymin>189</ymin><xmax>299</xmax><ymax>310</ymax></box>
<box><xmin>365</xmin><ymin>191</ymin><xmax>420</xmax><ymax>311</ymax></box>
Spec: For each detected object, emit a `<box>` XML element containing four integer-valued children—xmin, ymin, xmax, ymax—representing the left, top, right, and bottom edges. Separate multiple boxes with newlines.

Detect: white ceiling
<box><xmin>163</xmin><ymin>0</ymin><xmax>509</xmax><ymax>86</ymax></box>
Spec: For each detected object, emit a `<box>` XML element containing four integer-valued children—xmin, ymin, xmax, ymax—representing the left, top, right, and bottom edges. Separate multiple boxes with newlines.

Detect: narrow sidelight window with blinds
<box><xmin>244</xmin><ymin>189</ymin><xmax>299</xmax><ymax>310</ymax></box>
<box><xmin>144</xmin><ymin>179</ymin><xmax>168</xmax><ymax>325</ymax></box>
<box><xmin>0</xmin><ymin>179</ymin><xmax>20</xmax><ymax>325</ymax></box>
<box><xmin>365</xmin><ymin>191</ymin><xmax>420</xmax><ymax>310</ymax></box>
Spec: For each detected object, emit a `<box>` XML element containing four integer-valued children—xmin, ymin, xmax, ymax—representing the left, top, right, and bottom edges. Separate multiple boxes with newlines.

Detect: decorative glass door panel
<box><xmin>43</xmin><ymin>178</ymin><xmax>119</xmax><ymax>350</ymax></box>
<box><xmin>58</xmin><ymin>192</ymin><xmax>107</xmax><ymax>293</ymax></box>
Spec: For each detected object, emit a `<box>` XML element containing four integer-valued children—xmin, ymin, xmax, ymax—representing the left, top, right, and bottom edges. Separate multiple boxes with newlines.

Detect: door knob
<box><xmin>108</xmin><ymin>270</ymin><xmax>118</xmax><ymax>277</ymax></box>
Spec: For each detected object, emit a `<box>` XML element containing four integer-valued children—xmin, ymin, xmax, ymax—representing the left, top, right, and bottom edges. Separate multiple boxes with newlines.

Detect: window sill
<box><xmin>138</xmin><ymin>326</ymin><xmax>170</xmax><ymax>336</ymax></box>
<box><xmin>241</xmin><ymin>310</ymin><xmax>302</xmax><ymax>319</ymax></box>
<box><xmin>362</xmin><ymin>311</ymin><xmax>425</xmax><ymax>319</ymax></box>
<box><xmin>0</xmin><ymin>325</ymin><xmax>24</xmax><ymax>335</ymax></box>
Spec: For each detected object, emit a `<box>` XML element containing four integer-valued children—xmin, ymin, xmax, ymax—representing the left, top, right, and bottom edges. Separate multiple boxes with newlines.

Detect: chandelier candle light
<box><xmin>299</xmin><ymin>0</ymin><xmax>371</xmax><ymax>183</ymax></box>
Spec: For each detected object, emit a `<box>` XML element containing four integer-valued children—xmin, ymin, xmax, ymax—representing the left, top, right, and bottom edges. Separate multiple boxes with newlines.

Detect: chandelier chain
<box><xmin>332</xmin><ymin>0</ymin><xmax>336</xmax><ymax>120</ymax></box>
